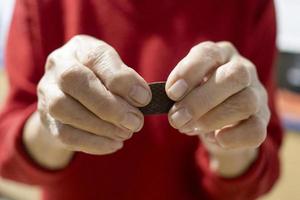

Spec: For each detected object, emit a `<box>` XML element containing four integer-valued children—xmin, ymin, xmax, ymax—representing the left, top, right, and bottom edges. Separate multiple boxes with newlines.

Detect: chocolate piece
<box><xmin>140</xmin><ymin>82</ymin><xmax>174</xmax><ymax>115</ymax></box>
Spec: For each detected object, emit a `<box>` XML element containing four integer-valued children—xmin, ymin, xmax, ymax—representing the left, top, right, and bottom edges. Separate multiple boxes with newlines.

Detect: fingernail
<box><xmin>129</xmin><ymin>85</ymin><xmax>150</xmax><ymax>105</ymax></box>
<box><xmin>170</xmin><ymin>108</ymin><xmax>192</xmax><ymax>128</ymax></box>
<box><xmin>120</xmin><ymin>113</ymin><xmax>142</xmax><ymax>132</ymax></box>
<box><xmin>167</xmin><ymin>79</ymin><xmax>188</xmax><ymax>100</ymax></box>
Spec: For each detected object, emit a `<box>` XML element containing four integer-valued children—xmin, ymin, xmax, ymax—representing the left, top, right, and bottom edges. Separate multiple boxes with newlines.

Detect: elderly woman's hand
<box><xmin>166</xmin><ymin>41</ymin><xmax>270</xmax><ymax>177</ymax></box>
<box><xmin>24</xmin><ymin>35</ymin><xmax>152</xmax><ymax>169</ymax></box>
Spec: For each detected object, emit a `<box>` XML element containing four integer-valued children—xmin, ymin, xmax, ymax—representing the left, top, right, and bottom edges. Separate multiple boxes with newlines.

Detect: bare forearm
<box><xmin>23</xmin><ymin>111</ymin><xmax>74</xmax><ymax>170</ymax></box>
<box><xmin>209</xmin><ymin>148</ymin><xmax>258</xmax><ymax>178</ymax></box>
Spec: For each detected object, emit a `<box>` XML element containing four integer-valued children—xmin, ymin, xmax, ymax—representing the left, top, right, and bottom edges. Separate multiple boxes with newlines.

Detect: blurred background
<box><xmin>0</xmin><ymin>0</ymin><xmax>299</xmax><ymax>199</ymax></box>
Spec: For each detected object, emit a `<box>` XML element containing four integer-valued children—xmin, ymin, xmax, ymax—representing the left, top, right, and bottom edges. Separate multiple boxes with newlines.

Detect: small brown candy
<box><xmin>139</xmin><ymin>82</ymin><xmax>174</xmax><ymax>115</ymax></box>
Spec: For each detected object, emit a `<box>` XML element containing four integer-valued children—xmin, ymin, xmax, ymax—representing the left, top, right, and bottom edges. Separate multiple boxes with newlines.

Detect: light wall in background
<box><xmin>0</xmin><ymin>0</ymin><xmax>15</xmax><ymax>66</ymax></box>
<box><xmin>275</xmin><ymin>0</ymin><xmax>300</xmax><ymax>53</ymax></box>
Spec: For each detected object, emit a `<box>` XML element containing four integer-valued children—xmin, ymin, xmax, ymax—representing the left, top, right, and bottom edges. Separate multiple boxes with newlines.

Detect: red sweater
<box><xmin>0</xmin><ymin>0</ymin><xmax>283</xmax><ymax>199</ymax></box>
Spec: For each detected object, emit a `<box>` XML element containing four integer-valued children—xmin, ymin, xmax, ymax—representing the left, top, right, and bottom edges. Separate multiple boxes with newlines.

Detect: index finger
<box><xmin>74</xmin><ymin>35</ymin><xmax>152</xmax><ymax>107</ymax></box>
<box><xmin>165</xmin><ymin>41</ymin><xmax>238</xmax><ymax>101</ymax></box>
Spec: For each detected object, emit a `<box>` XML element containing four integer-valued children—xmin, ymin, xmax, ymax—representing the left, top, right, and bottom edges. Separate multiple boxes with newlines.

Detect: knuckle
<box><xmin>69</xmin><ymin>35</ymin><xmax>94</xmax><ymax>47</ymax></box>
<box><xmin>178</xmin><ymin>56</ymin><xmax>202</xmax><ymax>75</ymax></box>
<box><xmin>219</xmin><ymin>41</ymin><xmax>236</xmax><ymax>52</ymax></box>
<box><xmin>203</xmin><ymin>42</ymin><xmax>219</xmax><ymax>54</ymax></box>
<box><xmin>58</xmin><ymin>65</ymin><xmax>82</xmax><ymax>89</ymax></box>
<box><xmin>48</xmin><ymin>93</ymin><xmax>67</xmax><ymax>117</ymax></box>
<box><xmin>265</xmin><ymin>106</ymin><xmax>271</xmax><ymax>122</ymax></box>
<box><xmin>201</xmin><ymin>41</ymin><xmax>219</xmax><ymax>51</ymax></box>
<box><xmin>37</xmin><ymin>77</ymin><xmax>47</xmax><ymax>95</ymax></box>
<box><xmin>46</xmin><ymin>50</ymin><xmax>60</xmax><ymax>70</ymax></box>
<box><xmin>193</xmin><ymin>41</ymin><xmax>223</xmax><ymax>65</ymax></box>
<box><xmin>70</xmin><ymin>35</ymin><xmax>84</xmax><ymax>43</ymax></box>
<box><xmin>228</xmin><ymin>59</ymin><xmax>251</xmax><ymax>88</ymax></box>
<box><xmin>239</xmin><ymin>88</ymin><xmax>260</xmax><ymax>114</ymax></box>
<box><xmin>106</xmin><ymin>67</ymin><xmax>135</xmax><ymax>89</ymax></box>
<box><xmin>86</xmin><ymin>44</ymin><xmax>116</xmax><ymax>67</ymax></box>
<box><xmin>59</xmin><ymin>65</ymin><xmax>96</xmax><ymax>93</ymax></box>
<box><xmin>37</xmin><ymin>82</ymin><xmax>43</xmax><ymax>95</ymax></box>
<box><xmin>177</xmin><ymin>58</ymin><xmax>197</xmax><ymax>76</ymax></box>
<box><xmin>190</xmin><ymin>41</ymin><xmax>215</xmax><ymax>54</ymax></box>
<box><xmin>244</xmin><ymin>58</ymin><xmax>256</xmax><ymax>72</ymax></box>
<box><xmin>249</xmin><ymin>118</ymin><xmax>267</xmax><ymax>147</ymax></box>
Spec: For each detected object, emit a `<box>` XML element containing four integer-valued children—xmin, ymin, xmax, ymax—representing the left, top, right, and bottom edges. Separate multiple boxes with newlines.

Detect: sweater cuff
<box><xmin>0</xmin><ymin>103</ymin><xmax>79</xmax><ymax>186</ymax></box>
<box><xmin>195</xmin><ymin>138</ymin><xmax>279</xmax><ymax>200</ymax></box>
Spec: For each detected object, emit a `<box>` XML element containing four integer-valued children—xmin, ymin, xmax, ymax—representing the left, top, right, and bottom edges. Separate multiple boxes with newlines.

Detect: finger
<box><xmin>58</xmin><ymin>64</ymin><xmax>144</xmax><ymax>132</ymax></box>
<box><xmin>46</xmin><ymin>85</ymin><xmax>134</xmax><ymax>141</ymax></box>
<box><xmin>165</xmin><ymin>41</ymin><xmax>238</xmax><ymax>101</ymax></box>
<box><xmin>168</xmin><ymin>57</ymin><xmax>252</xmax><ymax>129</ymax></box>
<box><xmin>73</xmin><ymin>36</ymin><xmax>151</xmax><ymax>107</ymax></box>
<box><xmin>215</xmin><ymin>115</ymin><xmax>267</xmax><ymax>149</ymax></box>
<box><xmin>52</xmin><ymin>122</ymin><xmax>123</xmax><ymax>155</ymax></box>
<box><xmin>179</xmin><ymin>87</ymin><xmax>260</xmax><ymax>134</ymax></box>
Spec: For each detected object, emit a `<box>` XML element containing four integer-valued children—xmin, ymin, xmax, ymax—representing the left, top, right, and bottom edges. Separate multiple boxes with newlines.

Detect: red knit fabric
<box><xmin>0</xmin><ymin>0</ymin><xmax>283</xmax><ymax>199</ymax></box>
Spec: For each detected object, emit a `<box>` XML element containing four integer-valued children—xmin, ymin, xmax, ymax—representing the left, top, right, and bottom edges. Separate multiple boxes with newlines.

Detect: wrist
<box><xmin>23</xmin><ymin>111</ymin><xmax>74</xmax><ymax>170</ymax></box>
<box><xmin>208</xmin><ymin>148</ymin><xmax>258</xmax><ymax>178</ymax></box>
